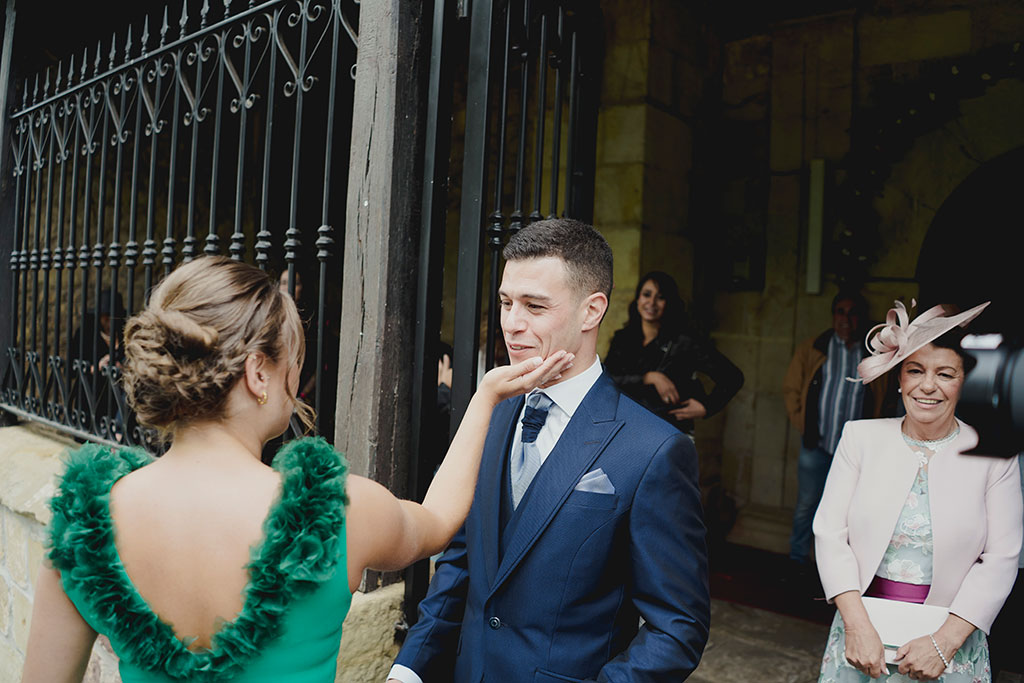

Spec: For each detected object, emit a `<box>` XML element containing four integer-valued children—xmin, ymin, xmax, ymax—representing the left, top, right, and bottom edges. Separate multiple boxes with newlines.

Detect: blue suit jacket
<box><xmin>395</xmin><ymin>372</ymin><xmax>710</xmax><ymax>682</ymax></box>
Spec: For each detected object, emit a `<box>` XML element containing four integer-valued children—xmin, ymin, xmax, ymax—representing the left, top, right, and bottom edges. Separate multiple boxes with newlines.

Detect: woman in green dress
<box><xmin>21</xmin><ymin>256</ymin><xmax>573</xmax><ymax>683</ymax></box>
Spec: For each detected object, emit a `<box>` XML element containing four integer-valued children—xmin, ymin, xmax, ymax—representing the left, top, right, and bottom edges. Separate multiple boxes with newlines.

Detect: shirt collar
<box><xmin>830</xmin><ymin>332</ymin><xmax>855</xmax><ymax>355</ymax></box>
<box><xmin>527</xmin><ymin>355</ymin><xmax>602</xmax><ymax>418</ymax></box>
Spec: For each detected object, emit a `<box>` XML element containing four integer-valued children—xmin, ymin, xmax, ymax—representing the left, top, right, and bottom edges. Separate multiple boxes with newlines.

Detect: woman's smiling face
<box><xmin>899</xmin><ymin>343</ymin><xmax>965</xmax><ymax>432</ymax></box>
<box><xmin>636</xmin><ymin>279</ymin><xmax>666</xmax><ymax>325</ymax></box>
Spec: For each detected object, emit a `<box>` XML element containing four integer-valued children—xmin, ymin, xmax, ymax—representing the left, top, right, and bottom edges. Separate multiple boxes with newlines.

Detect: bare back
<box><xmin>109</xmin><ymin>456</ymin><xmax>281</xmax><ymax>650</ymax></box>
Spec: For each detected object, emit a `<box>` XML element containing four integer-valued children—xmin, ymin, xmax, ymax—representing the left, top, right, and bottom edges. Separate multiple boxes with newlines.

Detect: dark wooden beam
<box><xmin>333</xmin><ymin>0</ymin><xmax>428</xmax><ymax>590</ymax></box>
<box><xmin>0</xmin><ymin>0</ymin><xmax>20</xmax><ymax>388</ymax></box>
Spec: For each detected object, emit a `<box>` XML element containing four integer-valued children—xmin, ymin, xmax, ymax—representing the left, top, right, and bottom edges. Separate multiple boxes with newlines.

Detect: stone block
<box><xmin>644</xmin><ymin>107</ymin><xmax>691</xmax><ymax>176</ymax></box>
<box><xmin>768</xmin><ymin>31</ymin><xmax>805</xmax><ymax>174</ymax></box>
<box><xmin>650</xmin><ymin>0</ymin><xmax>693</xmax><ymax>55</ymax></box>
<box><xmin>860</xmin><ymin>10</ymin><xmax>970</xmax><ymax>67</ymax></box>
<box><xmin>0</xmin><ymin>577</ymin><xmax>10</xmax><ymax>636</ymax></box>
<box><xmin>971</xmin><ymin>3</ymin><xmax>1024</xmax><ymax>49</ymax></box>
<box><xmin>719</xmin><ymin>379</ymin><xmax>755</xmax><ymax>504</ymax></box>
<box><xmin>784</xmin><ymin>429</ymin><xmax>803</xmax><ymax>508</ymax></box>
<box><xmin>593</xmin><ymin>163</ymin><xmax>644</xmax><ymax>226</ymax></box>
<box><xmin>0</xmin><ymin>425</ymin><xmax>74</xmax><ymax>525</ymax></box>
<box><xmin>723</xmin><ymin>36</ymin><xmax>771</xmax><ymax>118</ymax></box>
<box><xmin>647</xmin><ymin>43</ymin><xmax>674</xmax><ymax>111</ymax></box>
<box><xmin>335</xmin><ymin>582</ymin><xmax>403</xmax><ymax>682</ymax></box>
<box><xmin>12</xmin><ymin>585</ymin><xmax>31</xmax><ymax>652</ymax></box>
<box><xmin>639</xmin><ymin>231</ymin><xmax>693</xmax><ymax>301</ymax></box>
<box><xmin>601</xmin><ymin>40</ymin><xmax>649</xmax><ymax>105</ymax></box>
<box><xmin>749</xmin><ymin>394</ymin><xmax>789</xmax><ymax>507</ymax></box>
<box><xmin>642</xmin><ymin>168</ymin><xmax>688</xmax><ymax>236</ymax></box>
<box><xmin>712</xmin><ymin>334</ymin><xmax>758</xmax><ymax>386</ymax></box>
<box><xmin>25</xmin><ymin>534</ymin><xmax>45</xmax><ymax>591</ymax></box>
<box><xmin>0</xmin><ymin>638</ymin><xmax>25</xmax><ymax>683</ymax></box>
<box><xmin>769</xmin><ymin>109</ymin><xmax>803</xmax><ymax>175</ymax></box>
<box><xmin>672</xmin><ymin>56</ymin><xmax>705</xmax><ymax>120</ymax></box>
<box><xmin>713</xmin><ymin>292</ymin><xmax>761</xmax><ymax>336</ymax></box>
<box><xmin>756</xmin><ymin>340</ymin><xmax>795</xmax><ymax>394</ymax></box>
<box><xmin>101</xmin><ymin>665</ymin><xmax>121</xmax><ymax>683</ymax></box>
<box><xmin>596</xmin><ymin>104</ymin><xmax>646</xmax><ymax>165</ymax></box>
<box><xmin>602</xmin><ymin>0</ymin><xmax>651</xmax><ymax>45</ymax></box>
<box><xmin>725</xmin><ymin>503</ymin><xmax>792</xmax><ymax>555</ymax></box>
<box><xmin>4</xmin><ymin>514</ymin><xmax>28</xmax><ymax>589</ymax></box>
<box><xmin>83</xmin><ymin>651</ymin><xmax>104</xmax><ymax>683</ymax></box>
<box><xmin>598</xmin><ymin>222</ymin><xmax>643</xmax><ymax>355</ymax></box>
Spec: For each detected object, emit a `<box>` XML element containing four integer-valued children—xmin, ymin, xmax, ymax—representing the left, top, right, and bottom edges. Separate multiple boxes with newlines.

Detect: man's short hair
<box><xmin>832</xmin><ymin>289</ymin><xmax>868</xmax><ymax>317</ymax></box>
<box><xmin>502</xmin><ymin>218</ymin><xmax>613</xmax><ymax>297</ymax></box>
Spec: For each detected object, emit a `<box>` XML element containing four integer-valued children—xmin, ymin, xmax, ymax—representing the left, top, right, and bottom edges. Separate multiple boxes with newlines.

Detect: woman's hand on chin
<box><xmin>478</xmin><ymin>351</ymin><xmax>575</xmax><ymax>404</ymax></box>
<box><xmin>844</xmin><ymin>623</ymin><xmax>887</xmax><ymax>678</ymax></box>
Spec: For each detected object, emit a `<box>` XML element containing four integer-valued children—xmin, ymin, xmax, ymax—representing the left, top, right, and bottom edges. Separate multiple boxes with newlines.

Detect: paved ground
<box><xmin>697</xmin><ymin>543</ymin><xmax>1024</xmax><ymax>683</ymax></box>
<box><xmin>692</xmin><ymin>599</ymin><xmax>1024</xmax><ymax>683</ymax></box>
<box><xmin>692</xmin><ymin>599</ymin><xmax>827</xmax><ymax>683</ymax></box>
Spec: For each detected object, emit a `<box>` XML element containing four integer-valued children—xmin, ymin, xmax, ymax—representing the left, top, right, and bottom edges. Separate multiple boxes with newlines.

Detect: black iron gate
<box><xmin>405</xmin><ymin>0</ymin><xmax>602</xmax><ymax>623</ymax></box>
<box><xmin>0</xmin><ymin>0</ymin><xmax>358</xmax><ymax>449</ymax></box>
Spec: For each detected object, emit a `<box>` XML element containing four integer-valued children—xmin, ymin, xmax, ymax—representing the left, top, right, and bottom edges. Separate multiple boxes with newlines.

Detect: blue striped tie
<box><xmin>511</xmin><ymin>392</ymin><xmax>553</xmax><ymax>509</ymax></box>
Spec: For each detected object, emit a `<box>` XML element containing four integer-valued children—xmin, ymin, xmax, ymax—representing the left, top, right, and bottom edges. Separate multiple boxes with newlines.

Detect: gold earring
<box><xmin>257</xmin><ymin>391</ymin><xmax>268</xmax><ymax>405</ymax></box>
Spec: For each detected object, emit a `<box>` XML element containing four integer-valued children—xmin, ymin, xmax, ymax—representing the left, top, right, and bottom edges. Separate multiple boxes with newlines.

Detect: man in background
<box><xmin>783</xmin><ymin>291</ymin><xmax>890</xmax><ymax>566</ymax></box>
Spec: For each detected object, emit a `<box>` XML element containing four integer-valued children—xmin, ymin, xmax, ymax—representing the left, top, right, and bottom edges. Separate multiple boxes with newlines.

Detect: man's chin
<box><xmin>507</xmin><ymin>348</ymin><xmax>536</xmax><ymax>363</ymax></box>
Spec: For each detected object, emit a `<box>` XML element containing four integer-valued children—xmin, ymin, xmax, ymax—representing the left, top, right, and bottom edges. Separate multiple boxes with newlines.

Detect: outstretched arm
<box><xmin>22</xmin><ymin>565</ymin><xmax>97</xmax><ymax>683</ymax></box>
<box><xmin>595</xmin><ymin>432</ymin><xmax>711</xmax><ymax>681</ymax></box>
<box><xmin>346</xmin><ymin>352</ymin><xmax>572</xmax><ymax>583</ymax></box>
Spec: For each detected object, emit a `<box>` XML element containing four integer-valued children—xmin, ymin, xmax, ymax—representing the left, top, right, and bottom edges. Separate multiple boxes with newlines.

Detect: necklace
<box><xmin>902</xmin><ymin>424</ymin><xmax>960</xmax><ymax>450</ymax></box>
<box><xmin>902</xmin><ymin>424</ymin><xmax>960</xmax><ymax>468</ymax></box>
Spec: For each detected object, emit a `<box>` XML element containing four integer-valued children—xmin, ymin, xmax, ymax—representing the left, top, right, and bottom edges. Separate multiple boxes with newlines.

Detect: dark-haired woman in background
<box><xmin>605</xmin><ymin>271</ymin><xmax>744</xmax><ymax>434</ymax></box>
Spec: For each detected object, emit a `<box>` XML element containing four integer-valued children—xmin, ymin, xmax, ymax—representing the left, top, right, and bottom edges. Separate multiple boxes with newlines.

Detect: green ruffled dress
<box><xmin>48</xmin><ymin>437</ymin><xmax>352</xmax><ymax>682</ymax></box>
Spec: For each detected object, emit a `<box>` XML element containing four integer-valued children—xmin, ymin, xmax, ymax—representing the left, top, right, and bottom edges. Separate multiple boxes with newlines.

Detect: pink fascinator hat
<box><xmin>853</xmin><ymin>299</ymin><xmax>990</xmax><ymax>384</ymax></box>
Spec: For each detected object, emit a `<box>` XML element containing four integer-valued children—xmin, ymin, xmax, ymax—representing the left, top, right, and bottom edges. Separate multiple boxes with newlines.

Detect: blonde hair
<box><xmin>122</xmin><ymin>256</ymin><xmax>314</xmax><ymax>436</ymax></box>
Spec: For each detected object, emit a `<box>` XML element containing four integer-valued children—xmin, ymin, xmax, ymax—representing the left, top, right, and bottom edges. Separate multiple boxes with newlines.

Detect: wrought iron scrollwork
<box><xmin>2</xmin><ymin>0</ymin><xmax>360</xmax><ymax>448</ymax></box>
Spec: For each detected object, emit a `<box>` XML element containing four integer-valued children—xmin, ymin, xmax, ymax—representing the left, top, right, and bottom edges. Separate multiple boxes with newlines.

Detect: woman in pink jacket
<box><xmin>814</xmin><ymin>300</ymin><xmax>1022</xmax><ymax>682</ymax></box>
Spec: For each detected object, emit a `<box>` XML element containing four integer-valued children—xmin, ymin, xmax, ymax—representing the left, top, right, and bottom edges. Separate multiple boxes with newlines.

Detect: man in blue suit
<box><xmin>388</xmin><ymin>219</ymin><xmax>709</xmax><ymax>682</ymax></box>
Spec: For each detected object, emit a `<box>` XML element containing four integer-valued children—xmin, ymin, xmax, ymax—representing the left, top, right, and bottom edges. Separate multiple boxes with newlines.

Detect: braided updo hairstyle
<box><xmin>122</xmin><ymin>256</ymin><xmax>312</xmax><ymax>435</ymax></box>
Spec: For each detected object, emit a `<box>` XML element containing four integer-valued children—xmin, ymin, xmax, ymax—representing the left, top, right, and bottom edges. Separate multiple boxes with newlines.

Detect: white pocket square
<box><xmin>575</xmin><ymin>468</ymin><xmax>615</xmax><ymax>495</ymax></box>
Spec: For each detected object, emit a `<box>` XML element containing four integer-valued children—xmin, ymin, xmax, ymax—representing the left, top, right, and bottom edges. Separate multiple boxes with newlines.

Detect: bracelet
<box><xmin>929</xmin><ymin>633</ymin><xmax>950</xmax><ymax>669</ymax></box>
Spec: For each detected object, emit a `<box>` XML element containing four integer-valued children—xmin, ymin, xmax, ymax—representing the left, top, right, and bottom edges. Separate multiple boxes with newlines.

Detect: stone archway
<box><xmin>916</xmin><ymin>145</ymin><xmax>1024</xmax><ymax>339</ymax></box>
<box><xmin>831</xmin><ymin>41</ymin><xmax>1024</xmax><ymax>281</ymax></box>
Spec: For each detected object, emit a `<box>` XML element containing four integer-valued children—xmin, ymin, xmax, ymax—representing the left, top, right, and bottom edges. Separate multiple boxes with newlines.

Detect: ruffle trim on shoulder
<box><xmin>47</xmin><ymin>437</ymin><xmax>349</xmax><ymax>681</ymax></box>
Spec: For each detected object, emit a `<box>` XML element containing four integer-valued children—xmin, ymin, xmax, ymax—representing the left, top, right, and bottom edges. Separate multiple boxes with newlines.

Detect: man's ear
<box><xmin>244</xmin><ymin>352</ymin><xmax>270</xmax><ymax>400</ymax></box>
<box><xmin>581</xmin><ymin>292</ymin><xmax>608</xmax><ymax>332</ymax></box>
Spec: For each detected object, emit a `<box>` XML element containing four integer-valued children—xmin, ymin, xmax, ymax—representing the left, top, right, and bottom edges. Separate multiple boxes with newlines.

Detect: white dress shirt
<box><xmin>387</xmin><ymin>357</ymin><xmax>604</xmax><ymax>683</ymax></box>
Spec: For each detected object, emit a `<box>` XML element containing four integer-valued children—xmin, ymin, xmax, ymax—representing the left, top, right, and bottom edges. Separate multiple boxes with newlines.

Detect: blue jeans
<box><xmin>789</xmin><ymin>445</ymin><xmax>833</xmax><ymax>563</ymax></box>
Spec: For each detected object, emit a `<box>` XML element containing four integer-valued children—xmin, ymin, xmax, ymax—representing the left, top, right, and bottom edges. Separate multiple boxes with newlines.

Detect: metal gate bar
<box><xmin>1</xmin><ymin>0</ymin><xmax>358</xmax><ymax>448</ymax></box>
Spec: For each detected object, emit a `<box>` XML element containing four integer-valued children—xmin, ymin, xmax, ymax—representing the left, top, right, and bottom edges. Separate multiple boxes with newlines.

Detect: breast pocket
<box><xmin>564</xmin><ymin>490</ymin><xmax>618</xmax><ymax>510</ymax></box>
<box><xmin>535</xmin><ymin>669</ymin><xmax>583</xmax><ymax>683</ymax></box>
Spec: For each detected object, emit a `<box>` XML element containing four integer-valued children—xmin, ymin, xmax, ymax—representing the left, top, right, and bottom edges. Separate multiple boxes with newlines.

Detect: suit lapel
<box><xmin>479</xmin><ymin>396</ymin><xmax>523</xmax><ymax>590</ymax></box>
<box><xmin>489</xmin><ymin>374</ymin><xmax>624</xmax><ymax>596</ymax></box>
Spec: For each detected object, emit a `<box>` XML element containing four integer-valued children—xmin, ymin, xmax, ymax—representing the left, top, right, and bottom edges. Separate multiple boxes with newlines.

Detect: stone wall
<box><xmin>0</xmin><ymin>424</ymin><xmax>121</xmax><ymax>681</ymax></box>
<box><xmin>701</xmin><ymin>2</ymin><xmax>1024</xmax><ymax>551</ymax></box>
<box><xmin>596</xmin><ymin>0</ymin><xmax>708</xmax><ymax>355</ymax></box>
<box><xmin>0</xmin><ymin>424</ymin><xmax>402</xmax><ymax>681</ymax></box>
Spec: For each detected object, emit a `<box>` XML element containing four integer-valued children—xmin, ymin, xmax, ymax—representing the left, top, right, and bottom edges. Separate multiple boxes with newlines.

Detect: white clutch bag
<box><xmin>861</xmin><ymin>596</ymin><xmax>950</xmax><ymax>664</ymax></box>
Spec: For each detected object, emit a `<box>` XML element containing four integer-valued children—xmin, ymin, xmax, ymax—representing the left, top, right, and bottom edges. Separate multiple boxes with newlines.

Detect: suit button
<box><xmin>488</xmin><ymin>616</ymin><xmax>501</xmax><ymax>629</ymax></box>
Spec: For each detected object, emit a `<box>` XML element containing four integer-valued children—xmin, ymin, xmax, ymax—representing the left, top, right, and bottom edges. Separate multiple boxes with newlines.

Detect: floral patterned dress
<box><xmin>819</xmin><ymin>455</ymin><xmax>992</xmax><ymax>683</ymax></box>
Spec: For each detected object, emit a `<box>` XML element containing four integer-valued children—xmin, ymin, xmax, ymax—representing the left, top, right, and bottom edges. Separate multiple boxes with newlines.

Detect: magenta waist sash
<box><xmin>865</xmin><ymin>576</ymin><xmax>930</xmax><ymax>604</ymax></box>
